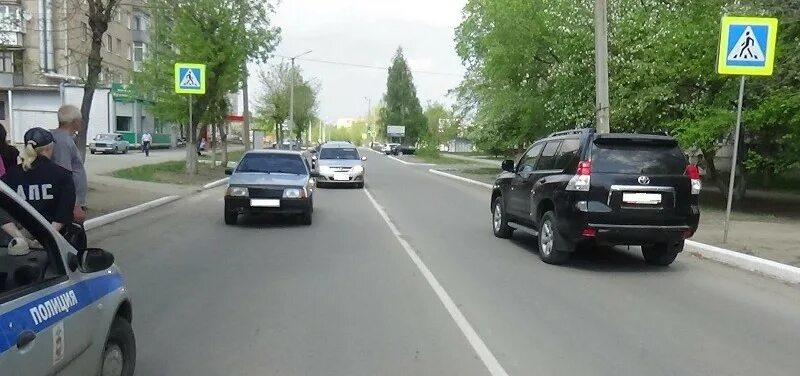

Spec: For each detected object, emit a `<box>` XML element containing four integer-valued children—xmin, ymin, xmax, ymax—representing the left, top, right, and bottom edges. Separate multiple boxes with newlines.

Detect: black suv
<box><xmin>490</xmin><ymin>129</ymin><xmax>701</xmax><ymax>266</ymax></box>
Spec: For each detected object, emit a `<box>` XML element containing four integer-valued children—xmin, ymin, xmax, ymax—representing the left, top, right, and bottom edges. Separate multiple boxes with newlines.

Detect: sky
<box><xmin>246</xmin><ymin>0</ymin><xmax>468</xmax><ymax>122</ymax></box>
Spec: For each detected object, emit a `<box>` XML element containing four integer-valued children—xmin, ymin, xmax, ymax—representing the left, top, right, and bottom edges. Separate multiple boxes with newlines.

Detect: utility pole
<box><xmin>594</xmin><ymin>0</ymin><xmax>611</xmax><ymax>133</ymax></box>
<box><xmin>242</xmin><ymin>62</ymin><xmax>251</xmax><ymax>150</ymax></box>
<box><xmin>365</xmin><ymin>97</ymin><xmax>372</xmax><ymax>145</ymax></box>
<box><xmin>288</xmin><ymin>50</ymin><xmax>312</xmax><ymax>150</ymax></box>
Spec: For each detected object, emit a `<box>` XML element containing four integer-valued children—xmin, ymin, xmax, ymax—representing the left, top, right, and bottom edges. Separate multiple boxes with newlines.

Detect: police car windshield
<box><xmin>319</xmin><ymin>148</ymin><xmax>359</xmax><ymax>160</ymax></box>
<box><xmin>236</xmin><ymin>154</ymin><xmax>307</xmax><ymax>175</ymax></box>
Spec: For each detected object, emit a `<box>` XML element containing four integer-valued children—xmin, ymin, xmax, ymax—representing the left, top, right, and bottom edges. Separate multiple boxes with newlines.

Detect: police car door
<box><xmin>0</xmin><ymin>187</ymin><xmax>97</xmax><ymax>375</ymax></box>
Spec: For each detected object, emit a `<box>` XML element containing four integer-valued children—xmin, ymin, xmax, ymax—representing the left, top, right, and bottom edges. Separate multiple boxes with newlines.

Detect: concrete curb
<box><xmin>387</xmin><ymin>155</ymin><xmax>435</xmax><ymax>166</ymax></box>
<box><xmin>427</xmin><ymin>167</ymin><xmax>800</xmax><ymax>284</ymax></box>
<box><xmin>685</xmin><ymin>240</ymin><xmax>800</xmax><ymax>284</ymax></box>
<box><xmin>202</xmin><ymin>177</ymin><xmax>229</xmax><ymax>190</ymax></box>
<box><xmin>85</xmin><ymin>195</ymin><xmax>181</xmax><ymax>231</ymax></box>
<box><xmin>429</xmin><ymin>169</ymin><xmax>494</xmax><ymax>189</ymax></box>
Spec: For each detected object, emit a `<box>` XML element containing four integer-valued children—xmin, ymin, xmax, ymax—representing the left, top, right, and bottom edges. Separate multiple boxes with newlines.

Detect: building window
<box><xmin>127</xmin><ymin>15</ymin><xmax>132</xmax><ymax>29</ymax></box>
<box><xmin>0</xmin><ymin>51</ymin><xmax>13</xmax><ymax>73</ymax></box>
<box><xmin>126</xmin><ymin>44</ymin><xmax>132</xmax><ymax>60</ymax></box>
<box><xmin>116</xmin><ymin>38</ymin><xmax>122</xmax><ymax>54</ymax></box>
<box><xmin>81</xmin><ymin>22</ymin><xmax>88</xmax><ymax>41</ymax></box>
<box><xmin>105</xmin><ymin>34</ymin><xmax>112</xmax><ymax>52</ymax></box>
<box><xmin>133</xmin><ymin>41</ymin><xmax>146</xmax><ymax>72</ymax></box>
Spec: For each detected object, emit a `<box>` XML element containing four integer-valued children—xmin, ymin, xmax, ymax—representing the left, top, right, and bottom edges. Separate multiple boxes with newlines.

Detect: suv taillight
<box><xmin>566</xmin><ymin>161</ymin><xmax>591</xmax><ymax>192</ymax></box>
<box><xmin>686</xmin><ymin>164</ymin><xmax>701</xmax><ymax>195</ymax></box>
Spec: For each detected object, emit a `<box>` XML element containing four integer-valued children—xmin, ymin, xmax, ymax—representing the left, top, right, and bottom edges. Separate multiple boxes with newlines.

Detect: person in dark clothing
<box><xmin>0</xmin><ymin>125</ymin><xmax>19</xmax><ymax>171</ymax></box>
<box><xmin>1</xmin><ymin>127</ymin><xmax>84</xmax><ymax>249</ymax></box>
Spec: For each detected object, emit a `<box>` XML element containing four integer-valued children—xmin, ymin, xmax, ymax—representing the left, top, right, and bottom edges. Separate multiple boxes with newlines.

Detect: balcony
<box><xmin>0</xmin><ymin>72</ymin><xmax>23</xmax><ymax>88</ymax></box>
<box><xmin>132</xmin><ymin>29</ymin><xmax>149</xmax><ymax>43</ymax></box>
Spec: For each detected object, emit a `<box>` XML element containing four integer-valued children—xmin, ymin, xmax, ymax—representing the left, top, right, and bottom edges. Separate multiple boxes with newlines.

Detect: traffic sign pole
<box><xmin>716</xmin><ymin>17</ymin><xmax>778</xmax><ymax>243</ymax></box>
<box><xmin>189</xmin><ymin>95</ymin><xmax>193</xmax><ymax>147</ymax></box>
<box><xmin>723</xmin><ymin>76</ymin><xmax>745</xmax><ymax>243</ymax></box>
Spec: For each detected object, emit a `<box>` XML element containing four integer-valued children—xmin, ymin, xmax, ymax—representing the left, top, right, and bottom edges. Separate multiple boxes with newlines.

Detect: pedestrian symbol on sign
<box><xmin>180</xmin><ymin>69</ymin><xmax>200</xmax><ymax>88</ymax></box>
<box><xmin>717</xmin><ymin>17</ymin><xmax>777</xmax><ymax>76</ymax></box>
<box><xmin>174</xmin><ymin>63</ymin><xmax>206</xmax><ymax>94</ymax></box>
<box><xmin>728</xmin><ymin>26</ymin><xmax>765</xmax><ymax>62</ymax></box>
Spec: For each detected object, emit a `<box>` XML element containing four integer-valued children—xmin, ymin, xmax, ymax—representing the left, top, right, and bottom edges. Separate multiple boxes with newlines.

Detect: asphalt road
<box><xmin>89</xmin><ymin>148</ymin><xmax>800</xmax><ymax>376</ymax></box>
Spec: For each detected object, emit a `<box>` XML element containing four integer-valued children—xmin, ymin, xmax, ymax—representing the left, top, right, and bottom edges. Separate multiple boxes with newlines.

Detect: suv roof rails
<box><xmin>548</xmin><ymin>128</ymin><xmax>596</xmax><ymax>138</ymax></box>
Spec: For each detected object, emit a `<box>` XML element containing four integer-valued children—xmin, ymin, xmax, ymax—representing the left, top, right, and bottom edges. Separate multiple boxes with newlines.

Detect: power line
<box><xmin>273</xmin><ymin>54</ymin><xmax>462</xmax><ymax>77</ymax></box>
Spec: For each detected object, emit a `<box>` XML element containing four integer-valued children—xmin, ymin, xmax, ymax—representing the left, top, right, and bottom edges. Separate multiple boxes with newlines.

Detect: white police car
<box><xmin>0</xmin><ymin>183</ymin><xmax>135</xmax><ymax>375</ymax></box>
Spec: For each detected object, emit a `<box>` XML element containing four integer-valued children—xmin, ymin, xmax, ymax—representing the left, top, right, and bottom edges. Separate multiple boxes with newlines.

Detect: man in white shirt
<box><xmin>141</xmin><ymin>131</ymin><xmax>152</xmax><ymax>157</ymax></box>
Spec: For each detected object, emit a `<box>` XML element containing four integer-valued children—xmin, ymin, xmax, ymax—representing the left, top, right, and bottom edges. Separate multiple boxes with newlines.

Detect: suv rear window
<box><xmin>591</xmin><ymin>143</ymin><xmax>687</xmax><ymax>175</ymax></box>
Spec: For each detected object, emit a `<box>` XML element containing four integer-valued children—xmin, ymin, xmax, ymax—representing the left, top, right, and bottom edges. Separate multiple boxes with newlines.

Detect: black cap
<box><xmin>24</xmin><ymin>127</ymin><xmax>55</xmax><ymax>148</ymax></box>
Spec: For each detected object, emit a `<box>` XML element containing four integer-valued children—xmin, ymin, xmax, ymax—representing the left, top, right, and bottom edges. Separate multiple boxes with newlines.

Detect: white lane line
<box><xmin>429</xmin><ymin>169</ymin><xmax>494</xmax><ymax>189</ymax></box>
<box><xmin>363</xmin><ymin>188</ymin><xmax>510</xmax><ymax>376</ymax></box>
<box><xmin>387</xmin><ymin>155</ymin><xmax>435</xmax><ymax>166</ymax></box>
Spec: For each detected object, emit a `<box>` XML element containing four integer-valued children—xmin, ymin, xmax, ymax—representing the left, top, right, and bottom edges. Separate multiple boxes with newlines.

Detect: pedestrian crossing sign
<box><xmin>174</xmin><ymin>63</ymin><xmax>206</xmax><ymax>94</ymax></box>
<box><xmin>717</xmin><ymin>17</ymin><xmax>778</xmax><ymax>76</ymax></box>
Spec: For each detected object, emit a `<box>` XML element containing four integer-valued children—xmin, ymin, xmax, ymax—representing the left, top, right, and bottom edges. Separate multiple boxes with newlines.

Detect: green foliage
<box><xmin>455</xmin><ymin>0</ymin><xmax>800</xmax><ymax>180</ymax></box>
<box><xmin>134</xmin><ymin>0</ymin><xmax>280</xmax><ymax>133</ymax></box>
<box><xmin>378</xmin><ymin>47</ymin><xmax>427</xmax><ymax>144</ymax></box>
<box><xmin>253</xmin><ymin>62</ymin><xmax>319</xmax><ymax>142</ymax></box>
<box><xmin>326</xmin><ymin>121</ymin><xmax>369</xmax><ymax>146</ymax></box>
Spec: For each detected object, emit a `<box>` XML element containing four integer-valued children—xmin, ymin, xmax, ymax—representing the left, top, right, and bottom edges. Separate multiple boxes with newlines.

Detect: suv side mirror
<box><xmin>77</xmin><ymin>248</ymin><xmax>115</xmax><ymax>273</ymax></box>
<box><xmin>224</xmin><ymin>168</ymin><xmax>234</xmax><ymax>175</ymax></box>
<box><xmin>501</xmin><ymin>159</ymin><xmax>515</xmax><ymax>172</ymax></box>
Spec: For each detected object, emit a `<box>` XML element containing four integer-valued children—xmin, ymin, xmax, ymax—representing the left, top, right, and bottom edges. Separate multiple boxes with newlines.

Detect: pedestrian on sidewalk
<box><xmin>50</xmin><ymin>105</ymin><xmax>88</xmax><ymax>249</ymax></box>
<box><xmin>142</xmin><ymin>131</ymin><xmax>152</xmax><ymax>157</ymax></box>
<box><xmin>0</xmin><ymin>126</ymin><xmax>19</xmax><ymax>175</ymax></box>
<box><xmin>1</xmin><ymin>128</ymin><xmax>83</xmax><ymax>248</ymax></box>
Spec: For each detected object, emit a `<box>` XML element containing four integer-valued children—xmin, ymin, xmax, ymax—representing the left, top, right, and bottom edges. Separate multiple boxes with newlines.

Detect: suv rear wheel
<box><xmin>538</xmin><ymin>211</ymin><xmax>570</xmax><ymax>265</ymax></box>
<box><xmin>641</xmin><ymin>240</ymin><xmax>683</xmax><ymax>266</ymax></box>
<box><xmin>492</xmin><ymin>196</ymin><xmax>513</xmax><ymax>238</ymax></box>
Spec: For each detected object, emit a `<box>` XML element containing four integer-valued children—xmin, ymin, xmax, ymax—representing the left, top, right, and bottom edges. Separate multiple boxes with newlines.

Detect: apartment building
<box><xmin>0</xmin><ymin>0</ymin><xmax>155</xmax><ymax>143</ymax></box>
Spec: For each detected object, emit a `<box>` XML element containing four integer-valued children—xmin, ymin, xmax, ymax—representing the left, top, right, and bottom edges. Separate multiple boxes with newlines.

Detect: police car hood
<box><xmin>229</xmin><ymin>173</ymin><xmax>309</xmax><ymax>187</ymax></box>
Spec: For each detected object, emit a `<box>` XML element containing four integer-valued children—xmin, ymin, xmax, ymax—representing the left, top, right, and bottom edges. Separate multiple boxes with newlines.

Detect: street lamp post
<box><xmin>289</xmin><ymin>50</ymin><xmax>312</xmax><ymax>150</ymax></box>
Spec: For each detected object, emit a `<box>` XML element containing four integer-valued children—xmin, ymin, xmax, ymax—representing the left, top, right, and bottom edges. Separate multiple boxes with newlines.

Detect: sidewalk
<box><xmin>84</xmin><ymin>146</ymin><xmax>242</xmax><ymax>219</ymax></box>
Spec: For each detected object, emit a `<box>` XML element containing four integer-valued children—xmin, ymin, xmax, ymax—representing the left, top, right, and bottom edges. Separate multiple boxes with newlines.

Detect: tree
<box><xmin>135</xmin><ymin>0</ymin><xmax>280</xmax><ymax>174</ymax></box>
<box><xmin>378</xmin><ymin>47</ymin><xmax>427</xmax><ymax>144</ymax></box>
<box><xmin>254</xmin><ymin>62</ymin><xmax>319</xmax><ymax>145</ymax></box>
<box><xmin>454</xmin><ymin>0</ymin><xmax>800</xmax><ymax>199</ymax></box>
<box><xmin>77</xmin><ymin>0</ymin><xmax>122</xmax><ymax>158</ymax></box>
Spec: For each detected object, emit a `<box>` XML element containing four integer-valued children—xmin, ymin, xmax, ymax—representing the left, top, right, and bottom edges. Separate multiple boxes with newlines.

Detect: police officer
<box><xmin>1</xmin><ymin>127</ymin><xmax>80</xmax><ymax>245</ymax></box>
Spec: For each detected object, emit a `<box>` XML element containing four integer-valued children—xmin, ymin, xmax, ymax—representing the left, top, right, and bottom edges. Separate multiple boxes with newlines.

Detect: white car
<box><xmin>89</xmin><ymin>133</ymin><xmax>130</xmax><ymax>155</ymax></box>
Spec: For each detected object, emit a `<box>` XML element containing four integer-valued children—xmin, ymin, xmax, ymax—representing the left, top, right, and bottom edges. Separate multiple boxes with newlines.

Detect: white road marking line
<box><xmin>363</xmin><ymin>188</ymin><xmax>510</xmax><ymax>376</ymax></box>
<box><xmin>429</xmin><ymin>169</ymin><xmax>494</xmax><ymax>189</ymax></box>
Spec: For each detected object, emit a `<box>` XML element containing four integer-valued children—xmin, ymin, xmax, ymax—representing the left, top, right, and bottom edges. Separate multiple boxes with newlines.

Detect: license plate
<box><xmin>622</xmin><ymin>193</ymin><xmax>661</xmax><ymax>205</ymax></box>
<box><xmin>250</xmin><ymin>199</ymin><xmax>280</xmax><ymax>207</ymax></box>
<box><xmin>333</xmin><ymin>173</ymin><xmax>350</xmax><ymax>181</ymax></box>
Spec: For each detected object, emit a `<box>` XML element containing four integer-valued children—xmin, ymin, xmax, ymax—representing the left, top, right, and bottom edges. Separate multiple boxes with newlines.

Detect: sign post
<box><xmin>174</xmin><ymin>63</ymin><xmax>206</xmax><ymax>150</ymax></box>
<box><xmin>716</xmin><ymin>16</ymin><xmax>778</xmax><ymax>243</ymax></box>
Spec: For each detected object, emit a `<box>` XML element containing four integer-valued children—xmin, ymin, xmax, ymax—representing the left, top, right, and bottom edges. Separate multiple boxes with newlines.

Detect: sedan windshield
<box><xmin>96</xmin><ymin>134</ymin><xmax>116</xmax><ymax>141</ymax></box>
<box><xmin>236</xmin><ymin>154</ymin><xmax>307</xmax><ymax>175</ymax></box>
<box><xmin>319</xmin><ymin>147</ymin><xmax>359</xmax><ymax>160</ymax></box>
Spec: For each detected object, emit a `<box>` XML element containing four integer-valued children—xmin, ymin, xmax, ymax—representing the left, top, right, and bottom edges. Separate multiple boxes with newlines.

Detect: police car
<box><xmin>0</xmin><ymin>183</ymin><xmax>135</xmax><ymax>375</ymax></box>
